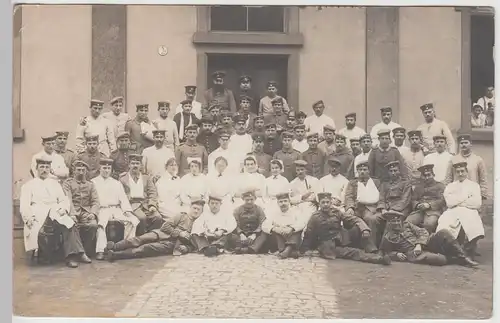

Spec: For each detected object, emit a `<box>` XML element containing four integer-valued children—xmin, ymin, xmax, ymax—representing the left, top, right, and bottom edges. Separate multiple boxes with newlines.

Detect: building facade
<box><xmin>12</xmin><ymin>5</ymin><xmax>494</xmax><ymax>198</ymax></box>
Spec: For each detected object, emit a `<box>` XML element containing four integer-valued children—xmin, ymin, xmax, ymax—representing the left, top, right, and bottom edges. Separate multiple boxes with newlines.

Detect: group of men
<box><xmin>21</xmin><ymin>71</ymin><xmax>487</xmax><ymax>269</ymax></box>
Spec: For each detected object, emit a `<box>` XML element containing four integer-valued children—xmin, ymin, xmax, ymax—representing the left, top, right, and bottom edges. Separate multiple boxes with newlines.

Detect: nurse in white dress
<box><xmin>233</xmin><ymin>155</ymin><xmax>266</xmax><ymax>209</ymax></box>
<box><xmin>263</xmin><ymin>159</ymin><xmax>290</xmax><ymax>215</ymax></box>
<box><xmin>155</xmin><ymin>157</ymin><xmax>185</xmax><ymax>218</ymax></box>
<box><xmin>205</xmin><ymin>156</ymin><xmax>235</xmax><ymax>215</ymax></box>
<box><xmin>179</xmin><ymin>158</ymin><xmax>208</xmax><ymax>208</ymax></box>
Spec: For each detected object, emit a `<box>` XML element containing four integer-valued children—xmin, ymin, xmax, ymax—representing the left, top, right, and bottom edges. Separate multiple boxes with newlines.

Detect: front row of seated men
<box><xmin>21</xmin><ymin>154</ymin><xmax>482</xmax><ymax>268</ymax></box>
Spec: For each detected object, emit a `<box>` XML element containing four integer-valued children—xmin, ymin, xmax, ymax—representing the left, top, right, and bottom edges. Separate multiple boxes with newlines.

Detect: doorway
<box><xmin>470</xmin><ymin>14</ymin><xmax>495</xmax><ymax>102</ymax></box>
<box><xmin>207</xmin><ymin>54</ymin><xmax>289</xmax><ymax>102</ymax></box>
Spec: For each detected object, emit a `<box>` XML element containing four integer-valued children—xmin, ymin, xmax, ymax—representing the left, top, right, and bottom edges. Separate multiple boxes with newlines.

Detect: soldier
<box><xmin>252</xmin><ymin>114</ymin><xmax>266</xmax><ymax>134</ymax></box>
<box><xmin>208</xmin><ymin>102</ymin><xmax>222</xmax><ymax>132</ymax></box>
<box><xmin>196</xmin><ymin>114</ymin><xmax>220</xmax><ymax>155</ymax></box>
<box><xmin>173</xmin><ymin>99</ymin><xmax>201</xmax><ymax>144</ymax></box>
<box><xmin>231</xmin><ymin>189</ymin><xmax>268</xmax><ymax>254</ymax></box>
<box><xmin>444</xmin><ymin>134</ymin><xmax>488</xmax><ymax>200</ymax></box>
<box><xmin>301</xmin><ymin>192</ymin><xmax>391</xmax><ymax>265</ymax></box>
<box><xmin>392</xmin><ymin>127</ymin><xmax>410</xmax><ymax>155</ymax></box>
<box><xmin>423</xmin><ymin>135</ymin><xmax>453</xmax><ymax>182</ymax></box>
<box><xmin>337</xmin><ymin>112</ymin><xmax>366</xmax><ymax>149</ymax></box>
<box><xmin>30</xmin><ymin>134</ymin><xmax>69</xmax><ymax>181</ymax></box>
<box><xmin>402</xmin><ymin>130</ymin><xmax>426</xmax><ymax>182</ymax></box>
<box><xmin>208</xmin><ymin>131</ymin><xmax>237</xmax><ymax>176</ymax></box>
<box><xmin>249</xmin><ymin>132</ymin><xmax>272</xmax><ymax>177</ymax></box>
<box><xmin>369</xmin><ymin>106</ymin><xmax>401</xmax><ymax>148</ymax></box>
<box><xmin>377</xmin><ymin>161</ymin><xmax>413</xmax><ymax>218</ymax></box>
<box><xmin>289</xmin><ymin>160</ymin><xmax>321</xmax><ymax>223</ymax></box>
<box><xmin>304</xmin><ymin>100</ymin><xmax>336</xmax><ymax>140</ymax></box>
<box><xmin>228</xmin><ymin>114</ymin><xmax>253</xmax><ymax>169</ymax></box>
<box><xmin>203</xmin><ymin>71</ymin><xmax>237</xmax><ymax>113</ymax></box>
<box><xmin>175</xmin><ymin>124</ymin><xmax>209</xmax><ymax>177</ymax></box>
<box><xmin>344</xmin><ymin>161</ymin><xmax>383</xmax><ymax>251</ymax></box>
<box><xmin>267</xmin><ymin>97</ymin><xmax>288</xmax><ymax>133</ymax></box>
<box><xmin>368</xmin><ymin>129</ymin><xmax>408</xmax><ymax>182</ymax></box>
<box><xmin>259</xmin><ymin>80</ymin><xmax>289</xmax><ymax>118</ymax></box>
<box><xmin>119</xmin><ymin>154</ymin><xmax>164</xmax><ymax>235</ymax></box>
<box><xmin>292</xmin><ymin>124</ymin><xmax>308</xmax><ymax>153</ymax></box>
<box><xmin>262</xmin><ymin>192</ymin><xmax>305</xmax><ymax>259</ymax></box>
<box><xmin>62</xmin><ymin>160</ymin><xmax>99</xmax><ymax>258</ymax></box>
<box><xmin>191</xmin><ymin>194</ymin><xmax>237</xmax><ymax>257</ymax></box>
<box><xmin>152</xmin><ymin>101</ymin><xmax>180</xmax><ymax>151</ymax></box>
<box><xmin>217</xmin><ymin>110</ymin><xmax>235</xmax><ymax>136</ymax></box>
<box><xmin>417</xmin><ymin>103</ymin><xmax>456</xmax><ymax>154</ymax></box>
<box><xmin>110</xmin><ymin>132</ymin><xmax>136</xmax><ymax>179</ymax></box>
<box><xmin>317</xmin><ymin>124</ymin><xmax>336</xmax><ymax>156</ymax></box>
<box><xmin>91</xmin><ymin>158</ymin><xmax>139</xmax><ymax>260</ymax></box>
<box><xmin>327</xmin><ymin>134</ymin><xmax>353</xmax><ymax>177</ymax></box>
<box><xmin>142</xmin><ymin>129</ymin><xmax>175</xmax><ymax>178</ymax></box>
<box><xmin>285</xmin><ymin>111</ymin><xmax>297</xmax><ymax>133</ymax></box>
<box><xmin>379</xmin><ymin>210</ymin><xmax>478</xmax><ymax>267</ymax></box>
<box><xmin>237</xmin><ymin>95</ymin><xmax>257</xmax><ymax>133</ymax></box>
<box><xmin>20</xmin><ymin>156</ymin><xmax>89</xmax><ymax>268</ymax></box>
<box><xmin>76</xmin><ymin>99</ymin><xmax>116</xmax><ymax>156</ymax></box>
<box><xmin>319</xmin><ymin>157</ymin><xmax>349</xmax><ymax>209</ymax></box>
<box><xmin>438</xmin><ymin>162</ymin><xmax>485</xmax><ymax>260</ymax></box>
<box><xmin>301</xmin><ymin>132</ymin><xmax>327</xmax><ymax>179</ymax></box>
<box><xmin>105</xmin><ymin>200</ymin><xmax>205</xmax><ymax>261</ymax></box>
<box><xmin>236</xmin><ymin>75</ymin><xmax>260</xmax><ymax>115</ymax></box>
<box><xmin>263</xmin><ymin>122</ymin><xmax>282</xmax><ymax>156</ymax></box>
<box><xmin>76</xmin><ymin>134</ymin><xmax>107</xmax><ymax>180</ymax></box>
<box><xmin>349</xmin><ymin>137</ymin><xmax>362</xmax><ymax>157</ymax></box>
<box><xmin>273</xmin><ymin>131</ymin><xmax>302</xmax><ymax>181</ymax></box>
<box><xmin>296</xmin><ymin>111</ymin><xmax>307</xmax><ymax>125</ymax></box>
<box><xmin>54</xmin><ymin>131</ymin><xmax>77</xmax><ymax>175</ymax></box>
<box><xmin>102</xmin><ymin>96</ymin><xmax>131</xmax><ymax>138</ymax></box>
<box><xmin>124</xmin><ymin>103</ymin><xmax>155</xmax><ymax>153</ymax></box>
<box><xmin>406</xmin><ymin>164</ymin><xmax>446</xmax><ymax>233</ymax></box>
<box><xmin>175</xmin><ymin>85</ymin><xmax>203</xmax><ymax>119</ymax></box>
<box><xmin>349</xmin><ymin>134</ymin><xmax>372</xmax><ymax>178</ymax></box>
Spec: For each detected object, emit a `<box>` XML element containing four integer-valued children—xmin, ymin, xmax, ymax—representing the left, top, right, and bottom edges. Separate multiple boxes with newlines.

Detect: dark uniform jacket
<box><xmin>273</xmin><ymin>148</ymin><xmax>302</xmax><ymax>181</ymax></box>
<box><xmin>159</xmin><ymin>212</ymin><xmax>196</xmax><ymax>237</ymax></box>
<box><xmin>233</xmin><ymin>204</ymin><xmax>266</xmax><ymax>235</ymax></box>
<box><xmin>119</xmin><ymin>173</ymin><xmax>159</xmax><ymax>211</ymax></box>
<box><xmin>264</xmin><ymin>136</ymin><xmax>282</xmax><ymax>156</ymax></box>
<box><xmin>302</xmin><ymin>148</ymin><xmax>327</xmax><ymax>179</ymax></box>
<box><xmin>250</xmin><ymin>151</ymin><xmax>272</xmax><ymax>178</ymax></box>
<box><xmin>327</xmin><ymin>147</ymin><xmax>354</xmax><ymax>178</ymax></box>
<box><xmin>175</xmin><ymin>141</ymin><xmax>209</xmax><ymax>177</ymax></box>
<box><xmin>62</xmin><ymin>177</ymin><xmax>100</xmax><ymax>221</ymax></box>
<box><xmin>172</xmin><ymin>112</ymin><xmax>200</xmax><ymax>143</ymax></box>
<box><xmin>379</xmin><ymin>221</ymin><xmax>429</xmax><ymax>254</ymax></box>
<box><xmin>410</xmin><ymin>179</ymin><xmax>446</xmax><ymax>217</ymax></box>
<box><xmin>377</xmin><ymin>178</ymin><xmax>413</xmax><ymax>216</ymax></box>
<box><xmin>204</xmin><ymin>88</ymin><xmax>237</xmax><ymax>113</ymax></box>
<box><xmin>109</xmin><ymin>148</ymin><xmax>136</xmax><ymax>179</ymax></box>
<box><xmin>124</xmin><ymin>118</ymin><xmax>154</xmax><ymax>153</ymax></box>
<box><xmin>302</xmin><ymin>208</ymin><xmax>370</xmax><ymax>250</ymax></box>
<box><xmin>196</xmin><ymin>131</ymin><xmax>220</xmax><ymax>155</ymax></box>
<box><xmin>76</xmin><ymin>150</ymin><xmax>107</xmax><ymax>180</ymax></box>
<box><xmin>368</xmin><ymin>146</ymin><xmax>408</xmax><ymax>182</ymax></box>
<box><xmin>345</xmin><ymin>178</ymin><xmax>382</xmax><ymax>213</ymax></box>
<box><xmin>236</xmin><ymin>89</ymin><xmax>260</xmax><ymax>115</ymax></box>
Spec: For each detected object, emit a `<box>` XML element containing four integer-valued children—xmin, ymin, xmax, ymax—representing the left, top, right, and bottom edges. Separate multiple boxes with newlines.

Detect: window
<box><xmin>210</xmin><ymin>6</ymin><xmax>285</xmax><ymax>33</ymax></box>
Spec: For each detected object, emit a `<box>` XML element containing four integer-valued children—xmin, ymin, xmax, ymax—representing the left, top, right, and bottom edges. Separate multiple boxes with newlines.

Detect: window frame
<box><xmin>459</xmin><ymin>6</ymin><xmax>495</xmax><ymax>141</ymax></box>
<box><xmin>208</xmin><ymin>5</ymin><xmax>286</xmax><ymax>33</ymax></box>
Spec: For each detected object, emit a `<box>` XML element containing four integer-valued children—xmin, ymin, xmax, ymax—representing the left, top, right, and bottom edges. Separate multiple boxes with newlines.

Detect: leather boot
<box><xmin>65</xmin><ymin>255</ymin><xmax>79</xmax><ymax>268</ymax></box>
<box><xmin>203</xmin><ymin>245</ymin><xmax>218</xmax><ymax>257</ymax></box>
<box><xmin>448</xmin><ymin>239</ymin><xmax>479</xmax><ymax>267</ymax></box>
<box><xmin>359</xmin><ymin>252</ymin><xmax>392</xmax><ymax>265</ymax></box>
<box><xmin>278</xmin><ymin>246</ymin><xmax>292</xmax><ymax>259</ymax></box>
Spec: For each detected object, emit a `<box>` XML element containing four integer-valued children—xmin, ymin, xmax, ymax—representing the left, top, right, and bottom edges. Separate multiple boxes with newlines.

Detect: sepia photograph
<box><xmin>11</xmin><ymin>4</ymin><xmax>494</xmax><ymax>319</ymax></box>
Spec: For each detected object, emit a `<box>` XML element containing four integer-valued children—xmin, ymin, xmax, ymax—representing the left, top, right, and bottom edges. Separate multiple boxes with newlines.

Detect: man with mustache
<box><xmin>76</xmin><ymin>99</ymin><xmax>116</xmax><ymax>156</ymax></box>
<box><xmin>196</xmin><ymin>114</ymin><xmax>220</xmax><ymax>155</ymax></box>
<box><xmin>20</xmin><ymin>156</ymin><xmax>88</xmax><ymax>268</ymax></box>
<box><xmin>367</xmin><ymin>129</ymin><xmax>408</xmax><ymax>183</ymax></box>
<box><xmin>54</xmin><ymin>131</ymin><xmax>77</xmax><ymax>176</ymax></box>
<box><xmin>304</xmin><ymin>100</ymin><xmax>336</xmax><ymax>141</ymax></box>
<box><xmin>125</xmin><ymin>103</ymin><xmax>155</xmax><ymax>153</ymax></box>
<box><xmin>248</xmin><ymin>132</ymin><xmax>272</xmax><ymax>177</ymax></box>
<box><xmin>400</xmin><ymin>130</ymin><xmax>426</xmax><ymax>182</ymax></box>
<box><xmin>142</xmin><ymin>129</ymin><xmax>175</xmax><ymax>178</ymax></box>
<box><xmin>175</xmin><ymin>86</ymin><xmax>203</xmax><ymax>119</ymax></box>
<box><xmin>369</xmin><ymin>106</ymin><xmax>401</xmax><ymax>148</ymax></box>
<box><xmin>110</xmin><ymin>132</ymin><xmax>136</xmax><ymax>179</ymax></box>
<box><xmin>76</xmin><ymin>134</ymin><xmax>108</xmax><ymax>180</ymax></box>
<box><xmin>301</xmin><ymin>132</ymin><xmax>327</xmax><ymax>179</ymax></box>
<box><xmin>203</xmin><ymin>71</ymin><xmax>237</xmax><ymax>113</ymax></box>
<box><xmin>102</xmin><ymin>96</ymin><xmax>131</xmax><ymax>138</ymax></box>
<box><xmin>236</xmin><ymin>75</ymin><xmax>260</xmax><ymax>115</ymax></box>
<box><xmin>417</xmin><ymin>103</ymin><xmax>455</xmax><ymax>154</ymax></box>
<box><xmin>30</xmin><ymin>133</ymin><xmax>69</xmax><ymax>181</ymax></box>
<box><xmin>175</xmin><ymin>124</ymin><xmax>209</xmax><ymax>177</ymax></box>
<box><xmin>338</xmin><ymin>112</ymin><xmax>366</xmax><ymax>149</ymax></box>
<box><xmin>259</xmin><ymin>80</ymin><xmax>289</xmax><ymax>119</ymax></box>
<box><xmin>153</xmin><ymin>101</ymin><xmax>180</xmax><ymax>151</ymax></box>
<box><xmin>173</xmin><ymin>100</ymin><xmax>201</xmax><ymax>144</ymax></box>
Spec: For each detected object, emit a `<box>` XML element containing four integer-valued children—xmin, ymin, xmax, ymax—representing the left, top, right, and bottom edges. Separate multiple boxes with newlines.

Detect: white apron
<box><xmin>436</xmin><ymin>207</ymin><xmax>485</xmax><ymax>241</ymax></box>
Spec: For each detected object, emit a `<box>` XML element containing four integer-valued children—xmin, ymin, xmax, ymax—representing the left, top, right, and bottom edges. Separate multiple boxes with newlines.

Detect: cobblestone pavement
<box><xmin>116</xmin><ymin>253</ymin><xmax>339</xmax><ymax>319</ymax></box>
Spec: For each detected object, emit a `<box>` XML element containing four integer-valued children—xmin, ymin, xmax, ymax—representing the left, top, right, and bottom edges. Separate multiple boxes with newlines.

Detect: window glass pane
<box><xmin>248</xmin><ymin>6</ymin><xmax>284</xmax><ymax>32</ymax></box>
<box><xmin>210</xmin><ymin>6</ymin><xmax>247</xmax><ymax>31</ymax></box>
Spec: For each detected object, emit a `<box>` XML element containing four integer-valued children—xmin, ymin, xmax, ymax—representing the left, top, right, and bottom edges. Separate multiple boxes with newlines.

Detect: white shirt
<box><xmin>208</xmin><ymin>147</ymin><xmax>239</xmax><ymax>176</ymax></box>
<box><xmin>353</xmin><ymin>151</ymin><xmax>371</xmax><ymax>178</ymax></box>
<box><xmin>142</xmin><ymin>145</ymin><xmax>175</xmax><ymax>177</ymax></box>
<box><xmin>370</xmin><ymin>121</ymin><xmax>401</xmax><ymax>148</ymax></box>
<box><xmin>264</xmin><ymin>175</ymin><xmax>290</xmax><ymax>201</ymax></box>
<box><xmin>417</xmin><ymin>118</ymin><xmax>456</xmax><ymax>154</ymax></box>
<box><xmin>319</xmin><ymin>173</ymin><xmax>349</xmax><ymax>203</ymax></box>
<box><xmin>191</xmin><ymin>208</ymin><xmax>237</xmax><ymax>235</ymax></box>
<box><xmin>235</xmin><ymin>172</ymin><xmax>266</xmax><ymax>198</ymax></box>
<box><xmin>179</xmin><ymin>173</ymin><xmax>208</xmax><ymax>205</ymax></box>
<box><xmin>338</xmin><ymin>126</ymin><xmax>366</xmax><ymax>148</ymax></box>
<box><xmin>292</xmin><ymin>139</ymin><xmax>309</xmax><ymax>153</ymax></box>
<box><xmin>228</xmin><ymin>133</ymin><xmax>253</xmax><ymax>169</ymax></box>
<box><xmin>206</xmin><ymin>172</ymin><xmax>234</xmax><ymax>203</ymax></box>
<box><xmin>102</xmin><ymin>111</ymin><xmax>131</xmax><ymax>138</ymax></box>
<box><xmin>75</xmin><ymin>115</ymin><xmax>116</xmax><ymax>156</ymax></box>
<box><xmin>92</xmin><ymin>175</ymin><xmax>132</xmax><ymax>211</ymax></box>
<box><xmin>304</xmin><ymin>114</ymin><xmax>336</xmax><ymax>138</ymax></box>
<box><xmin>31</xmin><ymin>151</ymin><xmax>69</xmax><ymax>180</ymax></box>
<box><xmin>128</xmin><ymin>174</ymin><xmax>144</xmax><ymax>199</ymax></box>
<box><xmin>261</xmin><ymin>207</ymin><xmax>305</xmax><ymax>234</ymax></box>
<box><xmin>152</xmin><ymin>117</ymin><xmax>180</xmax><ymax>150</ymax></box>
<box><xmin>423</xmin><ymin>151</ymin><xmax>452</xmax><ymax>182</ymax></box>
<box><xmin>289</xmin><ymin>175</ymin><xmax>321</xmax><ymax>205</ymax></box>
<box><xmin>175</xmin><ymin>101</ymin><xmax>203</xmax><ymax>119</ymax></box>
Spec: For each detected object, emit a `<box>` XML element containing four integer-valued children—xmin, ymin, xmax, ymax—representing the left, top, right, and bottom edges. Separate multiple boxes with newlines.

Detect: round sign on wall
<box><xmin>158</xmin><ymin>46</ymin><xmax>168</xmax><ymax>56</ymax></box>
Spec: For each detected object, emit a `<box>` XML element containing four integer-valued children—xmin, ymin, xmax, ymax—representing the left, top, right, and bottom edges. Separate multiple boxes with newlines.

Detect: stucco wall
<box><xmin>399</xmin><ymin>7</ymin><xmax>462</xmax><ymax>131</ymax></box>
<box><xmin>298</xmin><ymin>7</ymin><xmax>366</xmax><ymax>129</ymax></box>
<box><xmin>126</xmin><ymin>6</ymin><xmax>197</xmax><ymax>113</ymax></box>
<box><xmin>13</xmin><ymin>5</ymin><xmax>92</xmax><ymax>191</ymax></box>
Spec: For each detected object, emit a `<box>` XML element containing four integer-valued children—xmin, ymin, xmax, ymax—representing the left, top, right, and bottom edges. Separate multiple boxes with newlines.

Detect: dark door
<box><xmin>207</xmin><ymin>54</ymin><xmax>288</xmax><ymax>104</ymax></box>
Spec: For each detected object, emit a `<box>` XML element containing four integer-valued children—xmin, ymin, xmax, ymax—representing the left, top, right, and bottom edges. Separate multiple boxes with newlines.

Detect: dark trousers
<box><xmin>357</xmin><ymin>207</ymin><xmax>385</xmax><ymax>250</ymax></box>
<box><xmin>192</xmin><ymin>234</ymin><xmax>229</xmax><ymax>252</ymax></box>
<box><xmin>267</xmin><ymin>231</ymin><xmax>302</xmax><ymax>252</ymax></box>
<box><xmin>110</xmin><ymin>231</ymin><xmax>175</xmax><ymax>259</ymax></box>
<box><xmin>406</xmin><ymin>210</ymin><xmax>439</xmax><ymax>233</ymax></box>
<box><xmin>133</xmin><ymin>207</ymin><xmax>164</xmax><ymax>236</ymax></box>
<box><xmin>38</xmin><ymin>217</ymin><xmax>85</xmax><ymax>260</ymax></box>
<box><xmin>75</xmin><ymin>211</ymin><xmax>98</xmax><ymax>256</ymax></box>
<box><xmin>230</xmin><ymin>232</ymin><xmax>268</xmax><ymax>253</ymax></box>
